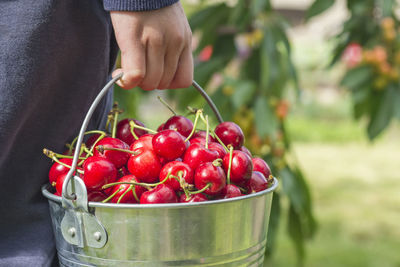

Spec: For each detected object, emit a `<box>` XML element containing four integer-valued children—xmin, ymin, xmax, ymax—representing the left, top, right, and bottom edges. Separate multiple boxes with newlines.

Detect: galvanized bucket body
<box><xmin>43</xmin><ymin>180</ymin><xmax>277</xmax><ymax>267</ymax></box>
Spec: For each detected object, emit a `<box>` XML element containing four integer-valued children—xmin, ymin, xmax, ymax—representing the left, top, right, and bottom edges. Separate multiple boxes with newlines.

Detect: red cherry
<box><xmin>152</xmin><ymin>130</ymin><xmax>187</xmax><ymax>161</ymax></box>
<box><xmin>240</xmin><ymin>146</ymin><xmax>252</xmax><ymax>157</ymax></box>
<box><xmin>130</xmin><ymin>134</ymin><xmax>154</xmax><ymax>151</ymax></box>
<box><xmin>194</xmin><ymin>162</ymin><xmax>226</xmax><ymax>196</ymax></box>
<box><xmin>183</xmin><ymin>143</ymin><xmax>219</xmax><ymax>170</ymax></box>
<box><xmin>49</xmin><ymin>158</ymin><xmax>73</xmax><ymax>186</ymax></box>
<box><xmin>252</xmin><ymin>157</ymin><xmax>271</xmax><ymax>178</ymax></box>
<box><xmin>116</xmin><ymin>118</ymin><xmax>147</xmax><ymax>145</ymax></box>
<box><xmin>55</xmin><ymin>173</ymin><xmax>68</xmax><ymax>195</ymax></box>
<box><xmin>221</xmin><ymin>184</ymin><xmax>243</xmax><ymax>199</ymax></box>
<box><xmin>192</xmin><ymin>131</ymin><xmax>216</xmax><ymax>142</ymax></box>
<box><xmin>179</xmin><ymin>193</ymin><xmax>208</xmax><ymax>203</ymax></box>
<box><xmin>163</xmin><ymin>115</ymin><xmax>194</xmax><ymax>137</ymax></box>
<box><xmin>214</xmin><ymin>122</ymin><xmax>244</xmax><ymax>150</ymax></box>
<box><xmin>222</xmin><ymin>150</ymin><xmax>253</xmax><ymax>184</ymax></box>
<box><xmin>247</xmin><ymin>171</ymin><xmax>268</xmax><ymax>193</ymax></box>
<box><xmin>86</xmin><ymin>133</ymin><xmax>104</xmax><ymax>149</ymax></box>
<box><xmin>109</xmin><ymin>175</ymin><xmax>147</xmax><ymax>203</ymax></box>
<box><xmin>159</xmin><ymin>161</ymin><xmax>194</xmax><ymax>191</ymax></box>
<box><xmin>93</xmin><ymin>137</ymin><xmax>130</xmax><ymax>169</ymax></box>
<box><xmin>208</xmin><ymin>142</ymin><xmax>226</xmax><ymax>159</ymax></box>
<box><xmin>189</xmin><ymin>137</ymin><xmax>206</xmax><ymax>146</ymax></box>
<box><xmin>140</xmin><ymin>184</ymin><xmax>178</xmax><ymax>204</ymax></box>
<box><xmin>157</xmin><ymin>123</ymin><xmax>165</xmax><ymax>132</ymax></box>
<box><xmin>83</xmin><ymin>156</ymin><xmax>117</xmax><ymax>191</ymax></box>
<box><xmin>127</xmin><ymin>148</ymin><xmax>161</xmax><ymax>183</ymax></box>
<box><xmin>87</xmin><ymin>191</ymin><xmax>107</xmax><ymax>202</ymax></box>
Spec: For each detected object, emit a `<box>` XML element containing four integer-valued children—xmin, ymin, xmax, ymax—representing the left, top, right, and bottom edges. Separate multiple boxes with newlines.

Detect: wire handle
<box><xmin>62</xmin><ymin>75</ymin><xmax>223</xmax><ymax>200</ymax></box>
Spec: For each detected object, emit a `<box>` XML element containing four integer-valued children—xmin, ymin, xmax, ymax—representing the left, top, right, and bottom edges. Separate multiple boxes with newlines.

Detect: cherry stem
<box><xmin>42</xmin><ymin>149</ymin><xmax>84</xmax><ymax>174</ymax></box>
<box><xmin>212</xmin><ymin>158</ymin><xmax>223</xmax><ymax>167</ymax></box>
<box><xmin>129</xmin><ymin>121</ymin><xmax>139</xmax><ymax>140</ymax></box>
<box><xmin>184</xmin><ymin>109</ymin><xmax>202</xmax><ymax>142</ymax></box>
<box><xmin>42</xmin><ymin>148</ymin><xmax>86</xmax><ymax>160</ymax></box>
<box><xmin>78</xmin><ymin>133</ymin><xmax>106</xmax><ymax>166</ymax></box>
<box><xmin>117</xmin><ymin>185</ymin><xmax>134</xmax><ymax>204</ymax></box>
<box><xmin>132</xmin><ymin>186</ymin><xmax>140</xmax><ymax>202</ymax></box>
<box><xmin>102</xmin><ymin>172</ymin><xmax>171</xmax><ymax>191</ymax></box>
<box><xmin>82</xmin><ymin>145</ymin><xmax>93</xmax><ymax>157</ymax></box>
<box><xmin>157</xmin><ymin>96</ymin><xmax>177</xmax><ymax>115</ymax></box>
<box><xmin>177</xmin><ymin>171</ymin><xmax>191</xmax><ymax>199</ymax></box>
<box><xmin>112</xmin><ymin>111</ymin><xmax>119</xmax><ymax>138</ymax></box>
<box><xmin>227</xmin><ymin>145</ymin><xmax>234</xmax><ymax>185</ymax></box>
<box><xmin>212</xmin><ymin>131</ymin><xmax>229</xmax><ymax>152</ymax></box>
<box><xmin>129</xmin><ymin>120</ymin><xmax>157</xmax><ymax>135</ymax></box>
<box><xmin>102</xmin><ymin>187</ymin><xmax>123</xmax><ymax>203</ymax></box>
<box><xmin>96</xmin><ymin>145</ymin><xmax>138</xmax><ymax>155</ymax></box>
<box><xmin>69</xmin><ymin>130</ymin><xmax>106</xmax><ymax>154</ymax></box>
<box><xmin>189</xmin><ymin>183</ymin><xmax>212</xmax><ymax>195</ymax></box>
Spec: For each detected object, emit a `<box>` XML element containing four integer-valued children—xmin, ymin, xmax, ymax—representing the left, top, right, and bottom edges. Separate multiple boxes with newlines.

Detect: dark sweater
<box><xmin>0</xmin><ymin>0</ymin><xmax>177</xmax><ymax>266</ymax></box>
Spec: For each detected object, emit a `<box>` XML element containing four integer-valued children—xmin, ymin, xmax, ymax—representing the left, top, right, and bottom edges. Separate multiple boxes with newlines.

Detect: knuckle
<box><xmin>150</xmin><ymin>34</ymin><xmax>164</xmax><ymax>48</ymax></box>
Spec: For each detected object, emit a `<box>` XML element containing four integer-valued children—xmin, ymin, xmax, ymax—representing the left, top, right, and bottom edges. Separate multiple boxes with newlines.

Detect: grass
<box><xmin>266</xmin><ymin>102</ymin><xmax>400</xmax><ymax>266</ymax></box>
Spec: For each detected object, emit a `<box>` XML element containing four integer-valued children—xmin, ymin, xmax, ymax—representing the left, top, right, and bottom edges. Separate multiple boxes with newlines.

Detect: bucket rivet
<box><xmin>68</xmin><ymin>228</ymin><xmax>76</xmax><ymax>238</ymax></box>
<box><xmin>94</xmin><ymin>231</ymin><xmax>102</xmax><ymax>241</ymax></box>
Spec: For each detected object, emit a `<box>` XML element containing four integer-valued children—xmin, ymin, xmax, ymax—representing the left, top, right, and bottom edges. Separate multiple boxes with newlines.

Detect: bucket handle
<box><xmin>62</xmin><ymin>74</ymin><xmax>223</xmax><ymax>201</ymax></box>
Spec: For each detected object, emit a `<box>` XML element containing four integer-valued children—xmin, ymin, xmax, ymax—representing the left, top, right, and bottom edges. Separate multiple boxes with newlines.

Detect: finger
<box><xmin>119</xmin><ymin>41</ymin><xmax>146</xmax><ymax>89</ymax></box>
<box><xmin>157</xmin><ymin>39</ymin><xmax>184</xmax><ymax>90</ymax></box>
<box><xmin>138</xmin><ymin>34</ymin><xmax>165</xmax><ymax>91</ymax></box>
<box><xmin>168</xmin><ymin>46</ymin><xmax>193</xmax><ymax>89</ymax></box>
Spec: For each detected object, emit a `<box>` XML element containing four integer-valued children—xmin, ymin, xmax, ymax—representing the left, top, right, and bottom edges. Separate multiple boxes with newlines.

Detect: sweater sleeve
<box><xmin>103</xmin><ymin>0</ymin><xmax>179</xmax><ymax>11</ymax></box>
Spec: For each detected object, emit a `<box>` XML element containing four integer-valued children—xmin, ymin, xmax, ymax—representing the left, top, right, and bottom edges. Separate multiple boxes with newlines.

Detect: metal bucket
<box><xmin>42</xmin><ymin>75</ymin><xmax>278</xmax><ymax>266</ymax></box>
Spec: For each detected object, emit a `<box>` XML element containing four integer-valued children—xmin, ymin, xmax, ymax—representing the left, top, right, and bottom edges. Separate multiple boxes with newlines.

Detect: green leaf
<box><xmin>254</xmin><ymin>96</ymin><xmax>278</xmax><ymax>137</ymax></box>
<box><xmin>260</xmin><ymin>26</ymin><xmax>279</xmax><ymax>91</ymax></box>
<box><xmin>394</xmin><ymin>87</ymin><xmax>400</xmax><ymax>120</ymax></box>
<box><xmin>232</xmin><ymin>80</ymin><xmax>256</xmax><ymax>109</ymax></box>
<box><xmin>288</xmin><ymin>204</ymin><xmax>305</xmax><ymax>262</ymax></box>
<box><xmin>340</xmin><ymin>65</ymin><xmax>373</xmax><ymax>90</ymax></box>
<box><xmin>280</xmin><ymin>167</ymin><xmax>317</xmax><ymax>238</ymax></box>
<box><xmin>305</xmin><ymin>0</ymin><xmax>335</xmax><ymax>21</ymax></box>
<box><xmin>265</xmin><ymin>191</ymin><xmax>281</xmax><ymax>257</ymax></box>
<box><xmin>251</xmin><ymin>0</ymin><xmax>272</xmax><ymax>16</ymax></box>
<box><xmin>367</xmin><ymin>86</ymin><xmax>396</xmax><ymax>140</ymax></box>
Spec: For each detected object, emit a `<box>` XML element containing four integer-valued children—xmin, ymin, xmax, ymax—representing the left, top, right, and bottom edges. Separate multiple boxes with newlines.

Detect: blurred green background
<box><xmin>115</xmin><ymin>0</ymin><xmax>400</xmax><ymax>266</ymax></box>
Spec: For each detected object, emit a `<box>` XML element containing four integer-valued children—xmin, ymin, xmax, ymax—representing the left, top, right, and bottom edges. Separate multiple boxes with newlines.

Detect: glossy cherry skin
<box><xmin>87</xmin><ymin>191</ymin><xmax>107</xmax><ymax>202</ymax></box>
<box><xmin>49</xmin><ymin>158</ymin><xmax>73</xmax><ymax>186</ymax></box>
<box><xmin>140</xmin><ymin>184</ymin><xmax>178</xmax><ymax>204</ymax></box>
<box><xmin>86</xmin><ymin>133</ymin><xmax>105</xmax><ymax>149</ymax></box>
<box><xmin>240</xmin><ymin>146</ymin><xmax>252</xmax><ymax>157</ymax></box>
<box><xmin>208</xmin><ymin>142</ymin><xmax>226</xmax><ymax>159</ymax></box>
<box><xmin>83</xmin><ymin>156</ymin><xmax>118</xmax><ymax>191</ymax></box>
<box><xmin>189</xmin><ymin>137</ymin><xmax>206</xmax><ymax>146</ymax></box>
<box><xmin>163</xmin><ymin>115</ymin><xmax>194</xmax><ymax>137</ymax></box>
<box><xmin>214</xmin><ymin>122</ymin><xmax>244</xmax><ymax>150</ymax></box>
<box><xmin>159</xmin><ymin>161</ymin><xmax>194</xmax><ymax>191</ymax></box>
<box><xmin>109</xmin><ymin>175</ymin><xmax>147</xmax><ymax>203</ymax></box>
<box><xmin>221</xmin><ymin>184</ymin><xmax>243</xmax><ymax>199</ymax></box>
<box><xmin>222</xmin><ymin>150</ymin><xmax>253</xmax><ymax>184</ymax></box>
<box><xmin>194</xmin><ymin>162</ymin><xmax>226</xmax><ymax>196</ymax></box>
<box><xmin>192</xmin><ymin>131</ymin><xmax>216</xmax><ymax>142</ymax></box>
<box><xmin>183</xmin><ymin>143</ymin><xmax>219</xmax><ymax>171</ymax></box>
<box><xmin>116</xmin><ymin>118</ymin><xmax>147</xmax><ymax>146</ymax></box>
<box><xmin>247</xmin><ymin>171</ymin><xmax>268</xmax><ymax>193</ymax></box>
<box><xmin>179</xmin><ymin>193</ymin><xmax>208</xmax><ymax>203</ymax></box>
<box><xmin>93</xmin><ymin>137</ymin><xmax>130</xmax><ymax>169</ymax></box>
<box><xmin>152</xmin><ymin>130</ymin><xmax>187</xmax><ymax>160</ymax></box>
<box><xmin>127</xmin><ymin>148</ymin><xmax>161</xmax><ymax>183</ymax></box>
<box><xmin>130</xmin><ymin>134</ymin><xmax>154</xmax><ymax>151</ymax></box>
<box><xmin>252</xmin><ymin>157</ymin><xmax>271</xmax><ymax>178</ymax></box>
<box><xmin>55</xmin><ymin>173</ymin><xmax>68</xmax><ymax>195</ymax></box>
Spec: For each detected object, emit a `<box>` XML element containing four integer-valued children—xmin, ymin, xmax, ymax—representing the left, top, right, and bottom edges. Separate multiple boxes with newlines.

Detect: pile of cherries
<box><xmin>44</xmin><ymin>104</ymin><xmax>274</xmax><ymax>204</ymax></box>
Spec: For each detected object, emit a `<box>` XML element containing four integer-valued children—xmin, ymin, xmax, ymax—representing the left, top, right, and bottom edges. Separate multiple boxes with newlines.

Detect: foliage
<box><xmin>307</xmin><ymin>0</ymin><xmax>400</xmax><ymax>140</ymax></box>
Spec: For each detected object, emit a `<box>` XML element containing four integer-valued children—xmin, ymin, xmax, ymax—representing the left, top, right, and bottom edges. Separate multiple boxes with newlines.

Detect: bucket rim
<box><xmin>42</xmin><ymin>177</ymin><xmax>278</xmax><ymax>209</ymax></box>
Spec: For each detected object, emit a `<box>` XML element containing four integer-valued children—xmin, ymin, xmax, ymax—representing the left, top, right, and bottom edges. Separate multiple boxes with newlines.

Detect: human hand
<box><xmin>111</xmin><ymin>2</ymin><xmax>193</xmax><ymax>90</ymax></box>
